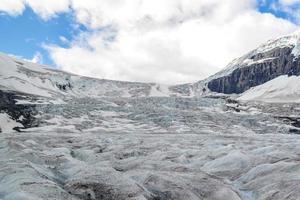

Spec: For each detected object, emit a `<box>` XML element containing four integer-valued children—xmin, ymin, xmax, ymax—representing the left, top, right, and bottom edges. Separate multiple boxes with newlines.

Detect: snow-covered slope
<box><xmin>238</xmin><ymin>75</ymin><xmax>300</xmax><ymax>103</ymax></box>
<box><xmin>0</xmin><ymin>113</ymin><xmax>23</xmax><ymax>132</ymax></box>
<box><xmin>0</xmin><ymin>53</ymin><xmax>61</xmax><ymax>97</ymax></box>
<box><xmin>0</xmin><ymin>53</ymin><xmax>179</xmax><ymax>100</ymax></box>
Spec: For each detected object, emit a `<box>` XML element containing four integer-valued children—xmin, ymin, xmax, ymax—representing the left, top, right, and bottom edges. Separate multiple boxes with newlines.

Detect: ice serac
<box><xmin>206</xmin><ymin>31</ymin><xmax>300</xmax><ymax>94</ymax></box>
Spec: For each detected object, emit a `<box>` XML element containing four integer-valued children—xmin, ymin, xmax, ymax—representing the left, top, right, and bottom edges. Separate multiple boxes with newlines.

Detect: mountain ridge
<box><xmin>1</xmin><ymin>30</ymin><xmax>300</xmax><ymax>100</ymax></box>
<box><xmin>205</xmin><ymin>30</ymin><xmax>300</xmax><ymax>94</ymax></box>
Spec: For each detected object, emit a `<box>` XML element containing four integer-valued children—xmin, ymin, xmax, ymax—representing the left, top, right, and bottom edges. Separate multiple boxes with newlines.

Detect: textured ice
<box><xmin>0</xmin><ymin>95</ymin><xmax>299</xmax><ymax>200</ymax></box>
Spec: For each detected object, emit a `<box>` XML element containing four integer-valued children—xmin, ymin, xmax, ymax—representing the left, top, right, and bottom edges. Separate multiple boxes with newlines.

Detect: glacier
<box><xmin>0</xmin><ymin>31</ymin><xmax>300</xmax><ymax>199</ymax></box>
<box><xmin>0</xmin><ymin>95</ymin><xmax>299</xmax><ymax>200</ymax></box>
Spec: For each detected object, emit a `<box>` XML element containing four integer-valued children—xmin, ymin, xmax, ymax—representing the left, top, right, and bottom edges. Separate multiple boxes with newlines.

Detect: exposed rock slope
<box><xmin>206</xmin><ymin>31</ymin><xmax>300</xmax><ymax>94</ymax></box>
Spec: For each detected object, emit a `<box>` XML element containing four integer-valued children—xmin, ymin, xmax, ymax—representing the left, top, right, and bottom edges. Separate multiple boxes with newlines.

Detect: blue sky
<box><xmin>258</xmin><ymin>0</ymin><xmax>300</xmax><ymax>22</ymax></box>
<box><xmin>0</xmin><ymin>0</ymin><xmax>299</xmax><ymax>83</ymax></box>
<box><xmin>0</xmin><ymin>7</ymin><xmax>89</xmax><ymax>67</ymax></box>
<box><xmin>0</xmin><ymin>8</ymin><xmax>70</xmax><ymax>66</ymax></box>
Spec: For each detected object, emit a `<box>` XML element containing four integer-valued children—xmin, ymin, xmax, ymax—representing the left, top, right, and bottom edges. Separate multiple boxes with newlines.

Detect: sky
<box><xmin>0</xmin><ymin>0</ymin><xmax>300</xmax><ymax>84</ymax></box>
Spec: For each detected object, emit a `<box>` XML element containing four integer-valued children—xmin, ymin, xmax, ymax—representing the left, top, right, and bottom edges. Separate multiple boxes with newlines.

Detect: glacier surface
<box><xmin>0</xmin><ymin>95</ymin><xmax>299</xmax><ymax>200</ymax></box>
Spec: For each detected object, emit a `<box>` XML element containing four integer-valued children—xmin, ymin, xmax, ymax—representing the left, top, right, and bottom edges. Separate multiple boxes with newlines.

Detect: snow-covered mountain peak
<box><xmin>209</xmin><ymin>30</ymin><xmax>300</xmax><ymax>80</ymax></box>
<box><xmin>200</xmin><ymin>29</ymin><xmax>300</xmax><ymax>98</ymax></box>
<box><xmin>256</xmin><ymin>30</ymin><xmax>300</xmax><ymax>54</ymax></box>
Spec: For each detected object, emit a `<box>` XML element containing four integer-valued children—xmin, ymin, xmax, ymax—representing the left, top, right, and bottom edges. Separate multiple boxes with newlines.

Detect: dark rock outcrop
<box><xmin>0</xmin><ymin>90</ymin><xmax>39</xmax><ymax>130</ymax></box>
<box><xmin>56</xmin><ymin>82</ymin><xmax>72</xmax><ymax>91</ymax></box>
<box><xmin>274</xmin><ymin>115</ymin><xmax>300</xmax><ymax>134</ymax></box>
<box><xmin>208</xmin><ymin>46</ymin><xmax>300</xmax><ymax>94</ymax></box>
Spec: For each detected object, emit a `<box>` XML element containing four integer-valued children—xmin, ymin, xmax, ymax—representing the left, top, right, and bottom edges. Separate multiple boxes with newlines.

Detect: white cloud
<box><xmin>0</xmin><ymin>0</ymin><xmax>25</xmax><ymax>16</ymax></box>
<box><xmin>69</xmin><ymin>0</ymin><xmax>256</xmax><ymax>29</ymax></box>
<box><xmin>47</xmin><ymin>0</ymin><xmax>298</xmax><ymax>84</ymax></box>
<box><xmin>59</xmin><ymin>36</ymin><xmax>69</xmax><ymax>44</ymax></box>
<box><xmin>279</xmin><ymin>0</ymin><xmax>300</xmax><ymax>5</ymax></box>
<box><xmin>30</xmin><ymin>52</ymin><xmax>43</xmax><ymax>64</ymax></box>
<box><xmin>24</xmin><ymin>0</ymin><xmax>70</xmax><ymax>20</ymax></box>
<box><xmin>0</xmin><ymin>0</ymin><xmax>299</xmax><ymax>83</ymax></box>
<box><xmin>274</xmin><ymin>0</ymin><xmax>300</xmax><ymax>23</ymax></box>
<box><xmin>8</xmin><ymin>52</ymin><xmax>43</xmax><ymax>64</ymax></box>
<box><xmin>0</xmin><ymin>0</ymin><xmax>70</xmax><ymax>19</ymax></box>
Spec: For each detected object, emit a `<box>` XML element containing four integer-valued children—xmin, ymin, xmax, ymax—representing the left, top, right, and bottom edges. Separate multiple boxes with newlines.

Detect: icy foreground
<box><xmin>0</xmin><ymin>96</ymin><xmax>300</xmax><ymax>200</ymax></box>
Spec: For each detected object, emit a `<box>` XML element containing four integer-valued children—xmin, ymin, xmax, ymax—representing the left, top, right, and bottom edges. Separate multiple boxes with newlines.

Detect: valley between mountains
<box><xmin>0</xmin><ymin>32</ymin><xmax>300</xmax><ymax>200</ymax></box>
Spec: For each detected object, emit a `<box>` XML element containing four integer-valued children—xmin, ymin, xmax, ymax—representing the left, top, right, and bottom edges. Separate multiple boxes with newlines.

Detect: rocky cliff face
<box><xmin>207</xmin><ymin>34</ymin><xmax>300</xmax><ymax>94</ymax></box>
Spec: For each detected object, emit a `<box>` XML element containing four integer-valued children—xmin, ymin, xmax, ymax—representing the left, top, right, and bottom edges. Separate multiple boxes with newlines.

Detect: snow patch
<box><xmin>149</xmin><ymin>84</ymin><xmax>170</xmax><ymax>97</ymax></box>
<box><xmin>292</xmin><ymin>42</ymin><xmax>300</xmax><ymax>58</ymax></box>
<box><xmin>0</xmin><ymin>113</ymin><xmax>23</xmax><ymax>132</ymax></box>
<box><xmin>238</xmin><ymin>75</ymin><xmax>300</xmax><ymax>103</ymax></box>
<box><xmin>243</xmin><ymin>57</ymin><xmax>278</xmax><ymax>66</ymax></box>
